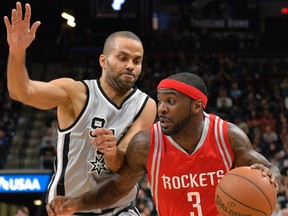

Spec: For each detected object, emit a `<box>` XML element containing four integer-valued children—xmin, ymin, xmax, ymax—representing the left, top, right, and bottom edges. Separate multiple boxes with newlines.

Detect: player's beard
<box><xmin>163</xmin><ymin>112</ymin><xmax>192</xmax><ymax>136</ymax></box>
<box><xmin>106</xmin><ymin>62</ymin><xmax>138</xmax><ymax>93</ymax></box>
<box><xmin>117</xmin><ymin>70</ymin><xmax>137</xmax><ymax>90</ymax></box>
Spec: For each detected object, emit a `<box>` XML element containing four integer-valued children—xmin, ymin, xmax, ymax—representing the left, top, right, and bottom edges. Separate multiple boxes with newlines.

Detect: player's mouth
<box><xmin>121</xmin><ymin>71</ymin><xmax>135</xmax><ymax>79</ymax></box>
<box><xmin>159</xmin><ymin>117</ymin><xmax>171</xmax><ymax>128</ymax></box>
<box><xmin>121</xmin><ymin>74</ymin><xmax>135</xmax><ymax>85</ymax></box>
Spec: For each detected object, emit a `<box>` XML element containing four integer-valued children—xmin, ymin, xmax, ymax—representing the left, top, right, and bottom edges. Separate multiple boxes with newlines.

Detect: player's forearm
<box><xmin>75</xmin><ymin>193</ymin><xmax>118</xmax><ymax>211</ymax></box>
<box><xmin>74</xmin><ymin>179</ymin><xmax>126</xmax><ymax>211</ymax></box>
<box><xmin>7</xmin><ymin>49</ymin><xmax>30</xmax><ymax>101</ymax></box>
<box><xmin>104</xmin><ymin>148</ymin><xmax>124</xmax><ymax>172</ymax></box>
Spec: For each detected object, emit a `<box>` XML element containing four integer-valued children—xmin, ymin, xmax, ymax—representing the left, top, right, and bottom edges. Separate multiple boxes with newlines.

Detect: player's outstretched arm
<box><xmin>228</xmin><ymin>122</ymin><xmax>281</xmax><ymax>191</ymax></box>
<box><xmin>4</xmin><ymin>2</ymin><xmax>83</xmax><ymax>110</ymax></box>
<box><xmin>47</xmin><ymin>130</ymin><xmax>150</xmax><ymax>215</ymax></box>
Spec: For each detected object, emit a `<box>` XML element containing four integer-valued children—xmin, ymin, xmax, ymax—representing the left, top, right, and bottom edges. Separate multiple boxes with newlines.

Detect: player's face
<box><xmin>157</xmin><ymin>89</ymin><xmax>192</xmax><ymax>136</ymax></box>
<box><xmin>100</xmin><ymin>37</ymin><xmax>143</xmax><ymax>93</ymax></box>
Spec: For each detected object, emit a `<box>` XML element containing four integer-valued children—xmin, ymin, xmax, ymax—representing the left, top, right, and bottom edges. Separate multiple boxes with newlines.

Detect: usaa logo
<box><xmin>0</xmin><ymin>177</ymin><xmax>41</xmax><ymax>191</ymax></box>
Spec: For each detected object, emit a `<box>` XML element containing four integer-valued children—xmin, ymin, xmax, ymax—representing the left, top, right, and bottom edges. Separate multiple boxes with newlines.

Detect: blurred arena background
<box><xmin>0</xmin><ymin>0</ymin><xmax>288</xmax><ymax>215</ymax></box>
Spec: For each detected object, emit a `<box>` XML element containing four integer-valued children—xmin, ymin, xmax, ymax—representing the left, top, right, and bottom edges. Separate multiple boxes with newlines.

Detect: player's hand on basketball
<box><xmin>46</xmin><ymin>196</ymin><xmax>77</xmax><ymax>216</ymax></box>
<box><xmin>251</xmin><ymin>163</ymin><xmax>279</xmax><ymax>192</ymax></box>
<box><xmin>90</xmin><ymin>128</ymin><xmax>117</xmax><ymax>155</ymax></box>
<box><xmin>3</xmin><ymin>2</ymin><xmax>41</xmax><ymax>52</ymax></box>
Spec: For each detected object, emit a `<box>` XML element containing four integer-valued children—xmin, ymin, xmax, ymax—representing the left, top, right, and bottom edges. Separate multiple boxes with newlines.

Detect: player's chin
<box><xmin>122</xmin><ymin>83</ymin><xmax>134</xmax><ymax>91</ymax></box>
<box><xmin>120</xmin><ymin>79</ymin><xmax>135</xmax><ymax>88</ymax></box>
<box><xmin>161</xmin><ymin>128</ymin><xmax>173</xmax><ymax>136</ymax></box>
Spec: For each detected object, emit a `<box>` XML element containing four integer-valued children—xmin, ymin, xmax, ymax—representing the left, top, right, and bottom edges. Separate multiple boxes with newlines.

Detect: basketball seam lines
<box><xmin>219</xmin><ymin>173</ymin><xmax>272</xmax><ymax>215</ymax></box>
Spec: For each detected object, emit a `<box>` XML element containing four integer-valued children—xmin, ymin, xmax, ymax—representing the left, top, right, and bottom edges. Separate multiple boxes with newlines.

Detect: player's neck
<box><xmin>172</xmin><ymin>118</ymin><xmax>204</xmax><ymax>154</ymax></box>
<box><xmin>110</xmin><ymin>89</ymin><xmax>133</xmax><ymax>105</ymax></box>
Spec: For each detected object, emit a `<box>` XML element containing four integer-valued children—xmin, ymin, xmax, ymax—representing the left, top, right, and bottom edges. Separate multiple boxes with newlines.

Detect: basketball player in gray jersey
<box><xmin>4</xmin><ymin>2</ymin><xmax>157</xmax><ymax>215</ymax></box>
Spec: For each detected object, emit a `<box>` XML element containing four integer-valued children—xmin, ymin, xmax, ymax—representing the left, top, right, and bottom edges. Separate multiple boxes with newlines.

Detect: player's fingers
<box><xmin>3</xmin><ymin>16</ymin><xmax>12</xmax><ymax>29</ymax></box>
<box><xmin>252</xmin><ymin>164</ymin><xmax>279</xmax><ymax>191</ymax></box>
<box><xmin>23</xmin><ymin>3</ymin><xmax>31</xmax><ymax>25</ymax></box>
<box><xmin>250</xmin><ymin>163</ymin><xmax>261</xmax><ymax>169</ymax></box>
<box><xmin>30</xmin><ymin>21</ymin><xmax>41</xmax><ymax>34</ymax></box>
<box><xmin>95</xmin><ymin>127</ymin><xmax>113</xmax><ymax>135</ymax></box>
<box><xmin>91</xmin><ymin>128</ymin><xmax>114</xmax><ymax>140</ymax></box>
<box><xmin>46</xmin><ymin>203</ymin><xmax>56</xmax><ymax>216</ymax></box>
<box><xmin>11</xmin><ymin>9</ymin><xmax>18</xmax><ymax>25</ymax></box>
<box><xmin>97</xmin><ymin>141</ymin><xmax>116</xmax><ymax>148</ymax></box>
<box><xmin>16</xmin><ymin>2</ymin><xmax>22</xmax><ymax>22</ymax></box>
<box><xmin>90</xmin><ymin>128</ymin><xmax>105</xmax><ymax>137</ymax></box>
<box><xmin>97</xmin><ymin>136</ymin><xmax>116</xmax><ymax>144</ymax></box>
<box><xmin>266</xmin><ymin>172</ymin><xmax>279</xmax><ymax>191</ymax></box>
<box><xmin>251</xmin><ymin>163</ymin><xmax>267</xmax><ymax>173</ymax></box>
<box><xmin>90</xmin><ymin>138</ymin><xmax>98</xmax><ymax>146</ymax></box>
<box><xmin>52</xmin><ymin>197</ymin><xmax>66</xmax><ymax>215</ymax></box>
<box><xmin>62</xmin><ymin>199</ymin><xmax>77</xmax><ymax>214</ymax></box>
<box><xmin>274</xmin><ymin>182</ymin><xmax>279</xmax><ymax>192</ymax></box>
<box><xmin>97</xmin><ymin>142</ymin><xmax>117</xmax><ymax>154</ymax></box>
<box><xmin>96</xmin><ymin>131</ymin><xmax>116</xmax><ymax>141</ymax></box>
<box><xmin>92</xmin><ymin>133</ymin><xmax>116</xmax><ymax>145</ymax></box>
<box><xmin>267</xmin><ymin>172</ymin><xmax>279</xmax><ymax>191</ymax></box>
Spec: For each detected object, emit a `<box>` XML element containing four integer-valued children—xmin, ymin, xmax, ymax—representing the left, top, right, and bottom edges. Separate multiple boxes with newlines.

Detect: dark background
<box><xmin>1</xmin><ymin>1</ymin><xmax>288</xmax><ymax>215</ymax></box>
<box><xmin>1</xmin><ymin>0</ymin><xmax>288</xmax><ymax>64</ymax></box>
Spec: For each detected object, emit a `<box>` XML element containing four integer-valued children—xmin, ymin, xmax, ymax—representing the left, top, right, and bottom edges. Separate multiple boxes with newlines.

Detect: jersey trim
<box><xmin>56</xmin><ymin>132</ymin><xmax>70</xmax><ymax>195</ymax></box>
<box><xmin>58</xmin><ymin>81</ymin><xmax>90</xmax><ymax>132</ymax></box>
<box><xmin>97</xmin><ymin>79</ymin><xmax>138</xmax><ymax>109</ymax></box>
<box><xmin>116</xmin><ymin>95</ymin><xmax>150</xmax><ymax>145</ymax></box>
<box><xmin>150</xmin><ymin>122</ymin><xmax>162</xmax><ymax>212</ymax></box>
<box><xmin>215</xmin><ymin>116</ymin><xmax>232</xmax><ymax>172</ymax></box>
<box><xmin>133</xmin><ymin>95</ymin><xmax>149</xmax><ymax>122</ymax></box>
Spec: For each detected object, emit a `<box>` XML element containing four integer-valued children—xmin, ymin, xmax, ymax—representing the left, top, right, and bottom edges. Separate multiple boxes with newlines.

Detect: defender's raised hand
<box><xmin>4</xmin><ymin>2</ymin><xmax>41</xmax><ymax>52</ymax></box>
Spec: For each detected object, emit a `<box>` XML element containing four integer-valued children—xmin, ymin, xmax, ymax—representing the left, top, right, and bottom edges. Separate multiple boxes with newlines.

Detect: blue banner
<box><xmin>0</xmin><ymin>173</ymin><xmax>51</xmax><ymax>193</ymax></box>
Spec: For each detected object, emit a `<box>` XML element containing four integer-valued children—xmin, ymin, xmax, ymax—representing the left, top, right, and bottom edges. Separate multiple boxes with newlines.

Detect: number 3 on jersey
<box><xmin>187</xmin><ymin>192</ymin><xmax>203</xmax><ymax>216</ymax></box>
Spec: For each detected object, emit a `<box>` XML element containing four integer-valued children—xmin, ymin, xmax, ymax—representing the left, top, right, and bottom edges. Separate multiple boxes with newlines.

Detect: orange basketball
<box><xmin>215</xmin><ymin>166</ymin><xmax>277</xmax><ymax>216</ymax></box>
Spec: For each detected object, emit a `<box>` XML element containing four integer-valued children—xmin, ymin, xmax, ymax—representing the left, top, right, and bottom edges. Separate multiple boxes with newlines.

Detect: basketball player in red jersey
<box><xmin>47</xmin><ymin>72</ymin><xmax>280</xmax><ymax>216</ymax></box>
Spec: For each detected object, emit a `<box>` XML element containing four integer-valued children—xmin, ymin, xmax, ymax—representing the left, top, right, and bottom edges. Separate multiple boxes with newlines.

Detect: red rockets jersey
<box><xmin>147</xmin><ymin>113</ymin><xmax>234</xmax><ymax>216</ymax></box>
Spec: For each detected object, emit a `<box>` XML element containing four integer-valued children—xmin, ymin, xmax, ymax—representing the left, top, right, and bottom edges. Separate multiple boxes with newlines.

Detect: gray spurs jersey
<box><xmin>47</xmin><ymin>79</ymin><xmax>150</xmax><ymax>212</ymax></box>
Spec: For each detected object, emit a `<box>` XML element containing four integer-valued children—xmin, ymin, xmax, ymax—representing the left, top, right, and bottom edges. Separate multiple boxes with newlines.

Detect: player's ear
<box><xmin>193</xmin><ymin>100</ymin><xmax>203</xmax><ymax>112</ymax></box>
<box><xmin>99</xmin><ymin>54</ymin><xmax>107</xmax><ymax>68</ymax></box>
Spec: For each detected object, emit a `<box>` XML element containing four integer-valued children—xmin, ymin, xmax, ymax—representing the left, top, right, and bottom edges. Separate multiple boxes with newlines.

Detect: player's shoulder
<box><xmin>227</xmin><ymin>122</ymin><xmax>250</xmax><ymax>146</ymax></box>
<box><xmin>227</xmin><ymin>122</ymin><xmax>242</xmax><ymax>134</ymax></box>
<box><xmin>146</xmin><ymin>97</ymin><xmax>157</xmax><ymax>109</ymax></box>
<box><xmin>137</xmin><ymin>89</ymin><xmax>156</xmax><ymax>107</ymax></box>
<box><xmin>50</xmin><ymin>78</ymin><xmax>87</xmax><ymax>97</ymax></box>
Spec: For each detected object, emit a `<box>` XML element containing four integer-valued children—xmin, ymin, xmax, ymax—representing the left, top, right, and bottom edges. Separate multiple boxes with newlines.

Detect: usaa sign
<box><xmin>0</xmin><ymin>174</ymin><xmax>51</xmax><ymax>193</ymax></box>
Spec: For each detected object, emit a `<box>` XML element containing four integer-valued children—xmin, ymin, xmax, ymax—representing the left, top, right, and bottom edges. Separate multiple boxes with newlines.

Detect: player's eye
<box><xmin>168</xmin><ymin>99</ymin><xmax>175</xmax><ymax>104</ymax></box>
